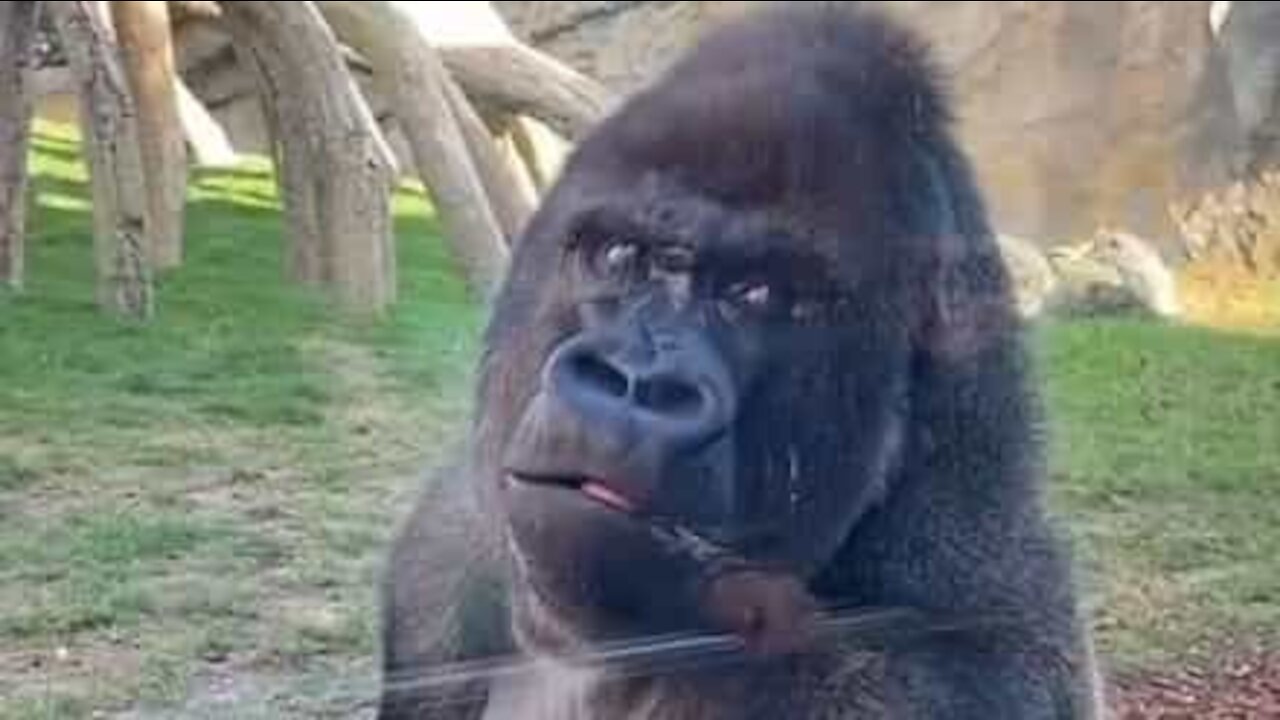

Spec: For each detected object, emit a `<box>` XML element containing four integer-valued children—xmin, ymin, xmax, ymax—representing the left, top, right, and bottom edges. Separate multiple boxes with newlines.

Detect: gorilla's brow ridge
<box><xmin>567</xmin><ymin>202</ymin><xmax>849</xmax><ymax>293</ymax></box>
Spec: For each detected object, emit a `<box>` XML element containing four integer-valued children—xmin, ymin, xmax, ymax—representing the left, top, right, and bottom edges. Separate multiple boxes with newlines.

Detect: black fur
<box><xmin>378</xmin><ymin>6</ymin><xmax>1102</xmax><ymax>719</ymax></box>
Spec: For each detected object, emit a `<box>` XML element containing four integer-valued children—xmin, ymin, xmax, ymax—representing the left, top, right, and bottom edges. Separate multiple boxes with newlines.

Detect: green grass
<box><xmin>0</xmin><ymin>121</ymin><xmax>482</xmax><ymax>717</ymax></box>
<box><xmin>0</xmin><ymin>125</ymin><xmax>477</xmax><ymax>441</ymax></box>
<box><xmin>1040</xmin><ymin>320</ymin><xmax>1280</xmax><ymax>669</ymax></box>
<box><xmin>1</xmin><ymin>121</ymin><xmax>1278</xmax><ymax>715</ymax></box>
<box><xmin>1</xmin><ymin>509</ymin><xmax>229</xmax><ymax>638</ymax></box>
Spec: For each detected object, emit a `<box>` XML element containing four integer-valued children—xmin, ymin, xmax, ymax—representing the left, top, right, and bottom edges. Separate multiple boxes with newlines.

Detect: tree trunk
<box><xmin>315</xmin><ymin>0</ymin><xmax>511</xmax><ymax>294</ymax></box>
<box><xmin>220</xmin><ymin>0</ymin><xmax>398</xmax><ymax>313</ymax></box>
<box><xmin>168</xmin><ymin>0</ymin><xmax>236</xmax><ymax>166</ymax></box>
<box><xmin>170</xmin><ymin>0</ymin><xmax>221</xmax><ymax>23</ymax></box>
<box><xmin>509</xmin><ymin>115</ymin><xmax>569</xmax><ymax>193</ymax></box>
<box><xmin>232</xmin><ymin>39</ymin><xmax>313</xmax><ymax>277</ymax></box>
<box><xmin>443</xmin><ymin>79</ymin><xmax>536</xmax><ymax>241</ymax></box>
<box><xmin>49</xmin><ymin>0</ymin><xmax>153</xmax><ymax>319</ymax></box>
<box><xmin>486</xmin><ymin>113</ymin><xmax>543</xmax><ymax>221</ymax></box>
<box><xmin>174</xmin><ymin>76</ymin><xmax>237</xmax><ymax>167</ymax></box>
<box><xmin>111</xmin><ymin>0</ymin><xmax>187</xmax><ymax>269</ymax></box>
<box><xmin>319</xmin><ymin>1</ymin><xmax>606</xmax><ymax>141</ymax></box>
<box><xmin>442</xmin><ymin>44</ymin><xmax>607</xmax><ymax>141</ymax></box>
<box><xmin>396</xmin><ymin>2</ymin><xmax>608</xmax><ymax>141</ymax></box>
<box><xmin>0</xmin><ymin>1</ymin><xmax>40</xmax><ymax>291</ymax></box>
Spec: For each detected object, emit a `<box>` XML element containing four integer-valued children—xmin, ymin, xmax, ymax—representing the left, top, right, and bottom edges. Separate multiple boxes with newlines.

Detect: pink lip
<box><xmin>580</xmin><ymin>480</ymin><xmax>636</xmax><ymax>514</ymax></box>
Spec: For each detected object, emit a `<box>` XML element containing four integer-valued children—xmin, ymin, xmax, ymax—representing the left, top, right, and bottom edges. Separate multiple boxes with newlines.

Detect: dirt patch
<box><xmin>0</xmin><ymin>638</ymin><xmax>146</xmax><ymax>712</ymax></box>
<box><xmin>114</xmin><ymin>659</ymin><xmax>377</xmax><ymax>720</ymax></box>
<box><xmin>1110</xmin><ymin>647</ymin><xmax>1280</xmax><ymax>718</ymax></box>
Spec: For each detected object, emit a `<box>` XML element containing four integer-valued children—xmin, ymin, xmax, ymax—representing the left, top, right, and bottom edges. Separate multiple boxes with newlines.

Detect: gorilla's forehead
<box><xmin>580</xmin><ymin>176</ymin><xmax>816</xmax><ymax>250</ymax></box>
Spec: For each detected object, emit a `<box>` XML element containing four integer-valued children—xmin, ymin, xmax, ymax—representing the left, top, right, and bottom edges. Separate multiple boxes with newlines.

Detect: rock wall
<box><xmin>495</xmin><ymin>1</ymin><xmax>1276</xmax><ymax>254</ymax></box>
<box><xmin>1218</xmin><ymin>1</ymin><xmax>1280</xmax><ymax>173</ymax></box>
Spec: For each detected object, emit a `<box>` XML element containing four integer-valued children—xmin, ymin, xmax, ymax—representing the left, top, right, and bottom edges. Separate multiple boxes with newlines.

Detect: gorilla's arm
<box><xmin>378</xmin><ymin>468</ymin><xmax>512</xmax><ymax>720</ymax></box>
<box><xmin>890</xmin><ymin>641</ymin><xmax>1099</xmax><ymax>719</ymax></box>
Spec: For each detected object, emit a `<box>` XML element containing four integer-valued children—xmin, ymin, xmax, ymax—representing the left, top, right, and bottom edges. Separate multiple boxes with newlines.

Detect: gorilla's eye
<box><xmin>604</xmin><ymin>241</ymin><xmax>639</xmax><ymax>268</ymax></box>
<box><xmin>724</xmin><ymin>279</ymin><xmax>831</xmax><ymax>323</ymax></box>
<box><xmin>727</xmin><ymin>281</ymin><xmax>773</xmax><ymax>310</ymax></box>
<box><xmin>592</xmin><ymin>240</ymin><xmax>645</xmax><ymax>279</ymax></box>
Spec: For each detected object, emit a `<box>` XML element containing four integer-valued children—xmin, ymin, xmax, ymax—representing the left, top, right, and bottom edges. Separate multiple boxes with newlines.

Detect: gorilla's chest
<box><xmin>476</xmin><ymin>654</ymin><xmax>878</xmax><ymax>720</ymax></box>
<box><xmin>479</xmin><ymin>660</ymin><xmax>735</xmax><ymax>720</ymax></box>
<box><xmin>481</xmin><ymin>660</ymin><xmax>601</xmax><ymax>720</ymax></box>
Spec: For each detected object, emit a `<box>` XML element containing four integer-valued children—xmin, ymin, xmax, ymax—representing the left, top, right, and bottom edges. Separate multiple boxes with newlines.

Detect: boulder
<box><xmin>1088</xmin><ymin>230</ymin><xmax>1182</xmax><ymax>318</ymax></box>
<box><xmin>1045</xmin><ymin>232</ymin><xmax>1181</xmax><ymax>319</ymax></box>
<box><xmin>996</xmin><ymin>234</ymin><xmax>1058</xmax><ymax>319</ymax></box>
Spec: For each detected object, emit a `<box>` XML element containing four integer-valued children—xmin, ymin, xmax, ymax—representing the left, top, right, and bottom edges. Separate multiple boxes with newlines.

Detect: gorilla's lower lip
<box><xmin>579</xmin><ymin>481</ymin><xmax>636</xmax><ymax>513</ymax></box>
<box><xmin>507</xmin><ymin>472</ymin><xmax>637</xmax><ymax>514</ymax></box>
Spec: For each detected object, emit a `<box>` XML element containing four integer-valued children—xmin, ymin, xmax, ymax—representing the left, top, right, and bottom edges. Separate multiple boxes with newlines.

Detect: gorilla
<box><xmin>378</xmin><ymin>5</ymin><xmax>1102</xmax><ymax>719</ymax></box>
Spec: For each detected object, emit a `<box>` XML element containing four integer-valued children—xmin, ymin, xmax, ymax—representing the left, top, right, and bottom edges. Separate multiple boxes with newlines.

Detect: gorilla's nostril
<box><xmin>570</xmin><ymin>352</ymin><xmax>630</xmax><ymax>398</ymax></box>
<box><xmin>636</xmin><ymin>376</ymin><xmax>704</xmax><ymax>416</ymax></box>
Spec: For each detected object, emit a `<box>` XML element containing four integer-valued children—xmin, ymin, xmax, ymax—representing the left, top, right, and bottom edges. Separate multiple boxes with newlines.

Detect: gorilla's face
<box><xmin>491</xmin><ymin>174</ymin><xmax>918</xmax><ymax>650</ymax></box>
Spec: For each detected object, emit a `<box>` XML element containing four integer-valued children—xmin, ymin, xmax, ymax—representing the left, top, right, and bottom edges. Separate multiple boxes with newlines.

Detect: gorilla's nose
<box><xmin>548</xmin><ymin>332</ymin><xmax>731</xmax><ymax>450</ymax></box>
<box><xmin>567</xmin><ymin>349</ymin><xmax>705</xmax><ymax>417</ymax></box>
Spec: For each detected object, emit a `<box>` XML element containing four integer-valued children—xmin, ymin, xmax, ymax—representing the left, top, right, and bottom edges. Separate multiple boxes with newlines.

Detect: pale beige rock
<box><xmin>495</xmin><ymin>1</ymin><xmax>1249</xmax><ymax>249</ymax></box>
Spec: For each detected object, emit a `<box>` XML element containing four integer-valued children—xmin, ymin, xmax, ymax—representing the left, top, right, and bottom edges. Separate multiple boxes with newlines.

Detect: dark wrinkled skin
<box><xmin>377</xmin><ymin>6</ymin><xmax>1103</xmax><ymax>719</ymax></box>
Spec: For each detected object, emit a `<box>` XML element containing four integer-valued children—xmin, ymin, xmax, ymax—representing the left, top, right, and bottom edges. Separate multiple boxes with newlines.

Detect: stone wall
<box><xmin>495</xmin><ymin>1</ymin><xmax>1280</xmax><ymax>254</ymax></box>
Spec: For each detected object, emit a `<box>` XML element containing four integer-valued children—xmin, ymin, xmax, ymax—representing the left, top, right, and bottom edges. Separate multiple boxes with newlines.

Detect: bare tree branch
<box><xmin>220</xmin><ymin>0</ymin><xmax>398</xmax><ymax>312</ymax></box>
<box><xmin>48</xmin><ymin>0</ymin><xmax>154</xmax><ymax>319</ymax></box>
<box><xmin>315</xmin><ymin>0</ymin><xmax>513</xmax><ymax>293</ymax></box>
<box><xmin>174</xmin><ymin>76</ymin><xmax>237</xmax><ymax>167</ymax></box>
<box><xmin>0</xmin><ymin>1</ymin><xmax>40</xmax><ymax>291</ymax></box>
<box><xmin>111</xmin><ymin>0</ymin><xmax>187</xmax><ymax>269</ymax></box>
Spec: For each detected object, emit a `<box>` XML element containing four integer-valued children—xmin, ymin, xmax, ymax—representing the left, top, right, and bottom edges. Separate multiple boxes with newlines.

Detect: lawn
<box><xmin>0</xmin><ymin>123</ymin><xmax>481</xmax><ymax>718</ymax></box>
<box><xmin>2</xmin><ymin>122</ymin><xmax>1278</xmax><ymax>717</ymax></box>
<box><xmin>1041</xmin><ymin>320</ymin><xmax>1280</xmax><ymax>669</ymax></box>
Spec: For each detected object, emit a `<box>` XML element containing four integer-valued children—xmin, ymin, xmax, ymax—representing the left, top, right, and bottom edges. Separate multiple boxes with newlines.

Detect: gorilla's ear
<box><xmin>910</xmin><ymin>151</ymin><xmax>1014</xmax><ymax>362</ymax></box>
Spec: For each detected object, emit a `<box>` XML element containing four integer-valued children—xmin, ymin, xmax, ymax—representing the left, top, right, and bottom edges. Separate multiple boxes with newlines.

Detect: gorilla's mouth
<box><xmin>507</xmin><ymin>472</ymin><xmax>638</xmax><ymax>514</ymax></box>
<box><xmin>505</xmin><ymin>470</ymin><xmax>824</xmax><ymax>656</ymax></box>
<box><xmin>506</xmin><ymin>471</ymin><xmax>743</xmax><ymax>568</ymax></box>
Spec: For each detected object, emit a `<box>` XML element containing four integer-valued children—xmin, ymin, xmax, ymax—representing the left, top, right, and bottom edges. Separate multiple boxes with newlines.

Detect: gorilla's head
<box><xmin>474</xmin><ymin>8</ymin><xmax>1013</xmax><ymax>656</ymax></box>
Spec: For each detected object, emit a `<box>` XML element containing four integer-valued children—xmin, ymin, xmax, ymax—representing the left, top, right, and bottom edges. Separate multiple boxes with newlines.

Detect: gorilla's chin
<box><xmin>501</xmin><ymin>476</ymin><xmax>819</xmax><ymax>656</ymax></box>
<box><xmin>502</xmin><ymin>476</ymin><xmax>708</xmax><ymax>634</ymax></box>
